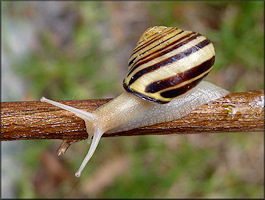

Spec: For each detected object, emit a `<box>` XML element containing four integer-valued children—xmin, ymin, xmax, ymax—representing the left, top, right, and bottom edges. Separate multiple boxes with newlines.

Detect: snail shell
<box><xmin>124</xmin><ymin>26</ymin><xmax>215</xmax><ymax>103</ymax></box>
<box><xmin>41</xmin><ymin>26</ymin><xmax>229</xmax><ymax>177</ymax></box>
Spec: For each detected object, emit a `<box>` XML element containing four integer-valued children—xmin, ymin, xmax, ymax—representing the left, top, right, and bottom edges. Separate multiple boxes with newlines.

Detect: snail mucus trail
<box><xmin>41</xmin><ymin>26</ymin><xmax>230</xmax><ymax>177</ymax></box>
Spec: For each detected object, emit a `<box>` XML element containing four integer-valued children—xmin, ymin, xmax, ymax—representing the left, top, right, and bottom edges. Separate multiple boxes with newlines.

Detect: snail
<box><xmin>41</xmin><ymin>26</ymin><xmax>229</xmax><ymax>177</ymax></box>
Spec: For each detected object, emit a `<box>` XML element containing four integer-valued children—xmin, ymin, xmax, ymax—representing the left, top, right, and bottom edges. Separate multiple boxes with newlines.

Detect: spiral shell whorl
<box><xmin>123</xmin><ymin>26</ymin><xmax>215</xmax><ymax>103</ymax></box>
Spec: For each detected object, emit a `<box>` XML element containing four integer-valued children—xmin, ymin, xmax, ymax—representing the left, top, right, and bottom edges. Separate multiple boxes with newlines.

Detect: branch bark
<box><xmin>1</xmin><ymin>90</ymin><xmax>264</xmax><ymax>142</ymax></box>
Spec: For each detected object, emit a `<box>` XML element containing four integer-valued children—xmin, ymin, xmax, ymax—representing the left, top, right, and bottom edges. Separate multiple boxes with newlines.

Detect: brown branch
<box><xmin>1</xmin><ymin>90</ymin><xmax>264</xmax><ymax>142</ymax></box>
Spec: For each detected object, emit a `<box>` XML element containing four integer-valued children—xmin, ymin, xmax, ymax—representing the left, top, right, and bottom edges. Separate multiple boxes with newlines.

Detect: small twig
<box><xmin>56</xmin><ymin>139</ymin><xmax>83</xmax><ymax>156</ymax></box>
<box><xmin>1</xmin><ymin>90</ymin><xmax>264</xmax><ymax>142</ymax></box>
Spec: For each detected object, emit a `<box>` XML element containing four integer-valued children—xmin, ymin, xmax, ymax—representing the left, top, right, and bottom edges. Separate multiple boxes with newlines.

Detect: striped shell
<box><xmin>123</xmin><ymin>26</ymin><xmax>215</xmax><ymax>104</ymax></box>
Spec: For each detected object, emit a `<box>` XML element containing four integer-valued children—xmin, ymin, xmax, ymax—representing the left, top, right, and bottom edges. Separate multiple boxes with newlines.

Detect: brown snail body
<box><xmin>41</xmin><ymin>26</ymin><xmax>229</xmax><ymax>177</ymax></box>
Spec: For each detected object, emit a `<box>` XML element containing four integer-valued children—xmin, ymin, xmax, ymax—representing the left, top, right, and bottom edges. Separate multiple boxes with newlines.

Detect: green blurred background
<box><xmin>2</xmin><ymin>1</ymin><xmax>264</xmax><ymax>198</ymax></box>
